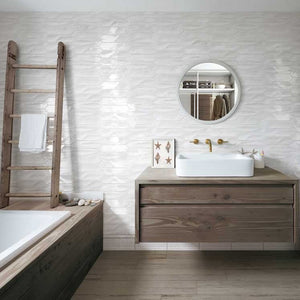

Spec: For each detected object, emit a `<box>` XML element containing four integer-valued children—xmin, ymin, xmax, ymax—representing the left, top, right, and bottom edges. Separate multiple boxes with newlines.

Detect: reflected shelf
<box><xmin>179</xmin><ymin>88</ymin><xmax>235</xmax><ymax>94</ymax></box>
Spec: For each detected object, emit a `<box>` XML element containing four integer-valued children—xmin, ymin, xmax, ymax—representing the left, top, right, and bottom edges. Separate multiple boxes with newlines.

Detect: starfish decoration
<box><xmin>165</xmin><ymin>157</ymin><xmax>172</xmax><ymax>164</ymax></box>
<box><xmin>154</xmin><ymin>141</ymin><xmax>161</xmax><ymax>150</ymax></box>
<box><xmin>165</xmin><ymin>141</ymin><xmax>171</xmax><ymax>153</ymax></box>
<box><xmin>249</xmin><ymin>149</ymin><xmax>258</xmax><ymax>158</ymax></box>
<box><xmin>155</xmin><ymin>153</ymin><xmax>160</xmax><ymax>164</ymax></box>
<box><xmin>238</xmin><ymin>148</ymin><xmax>250</xmax><ymax>155</ymax></box>
<box><xmin>238</xmin><ymin>148</ymin><xmax>258</xmax><ymax>158</ymax></box>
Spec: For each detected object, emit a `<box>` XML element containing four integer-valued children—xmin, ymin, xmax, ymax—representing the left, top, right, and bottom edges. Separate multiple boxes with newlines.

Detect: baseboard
<box><xmin>103</xmin><ymin>236</ymin><xmax>295</xmax><ymax>251</ymax></box>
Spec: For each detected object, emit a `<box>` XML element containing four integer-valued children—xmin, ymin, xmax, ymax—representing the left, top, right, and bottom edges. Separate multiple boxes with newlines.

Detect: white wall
<box><xmin>0</xmin><ymin>12</ymin><xmax>299</xmax><ymax>250</ymax></box>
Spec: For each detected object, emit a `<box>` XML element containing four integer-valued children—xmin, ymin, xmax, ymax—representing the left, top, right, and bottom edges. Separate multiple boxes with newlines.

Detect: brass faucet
<box><xmin>189</xmin><ymin>139</ymin><xmax>200</xmax><ymax>144</ymax></box>
<box><xmin>217</xmin><ymin>139</ymin><xmax>228</xmax><ymax>145</ymax></box>
<box><xmin>205</xmin><ymin>139</ymin><xmax>212</xmax><ymax>152</ymax></box>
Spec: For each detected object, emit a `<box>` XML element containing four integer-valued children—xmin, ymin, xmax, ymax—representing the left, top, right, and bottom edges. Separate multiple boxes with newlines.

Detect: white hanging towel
<box><xmin>19</xmin><ymin>114</ymin><xmax>47</xmax><ymax>152</ymax></box>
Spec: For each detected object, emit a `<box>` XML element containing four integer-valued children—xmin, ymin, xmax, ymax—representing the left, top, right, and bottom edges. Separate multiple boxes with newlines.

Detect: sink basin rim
<box><xmin>176</xmin><ymin>152</ymin><xmax>254</xmax><ymax>177</ymax></box>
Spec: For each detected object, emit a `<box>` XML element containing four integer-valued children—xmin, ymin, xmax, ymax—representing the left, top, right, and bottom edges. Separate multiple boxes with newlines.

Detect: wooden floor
<box><xmin>73</xmin><ymin>251</ymin><xmax>300</xmax><ymax>300</ymax></box>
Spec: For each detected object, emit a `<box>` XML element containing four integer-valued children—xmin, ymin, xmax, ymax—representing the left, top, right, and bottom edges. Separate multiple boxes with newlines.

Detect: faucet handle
<box><xmin>217</xmin><ymin>139</ymin><xmax>228</xmax><ymax>145</ymax></box>
<box><xmin>190</xmin><ymin>139</ymin><xmax>199</xmax><ymax>144</ymax></box>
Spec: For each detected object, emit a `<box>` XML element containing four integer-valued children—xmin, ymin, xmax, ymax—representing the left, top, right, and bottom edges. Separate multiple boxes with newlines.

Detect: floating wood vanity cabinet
<box><xmin>135</xmin><ymin>167</ymin><xmax>299</xmax><ymax>247</ymax></box>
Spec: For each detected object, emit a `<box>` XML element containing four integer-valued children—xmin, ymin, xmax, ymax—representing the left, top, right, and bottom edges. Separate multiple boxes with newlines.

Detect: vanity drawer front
<box><xmin>140</xmin><ymin>205</ymin><xmax>293</xmax><ymax>243</ymax></box>
<box><xmin>140</xmin><ymin>185</ymin><xmax>294</xmax><ymax>204</ymax></box>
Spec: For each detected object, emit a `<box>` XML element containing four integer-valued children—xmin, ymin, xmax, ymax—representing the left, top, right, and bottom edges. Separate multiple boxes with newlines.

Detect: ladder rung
<box><xmin>9</xmin><ymin>114</ymin><xmax>55</xmax><ymax>119</ymax></box>
<box><xmin>12</xmin><ymin>64</ymin><xmax>57</xmax><ymax>69</ymax></box>
<box><xmin>11</xmin><ymin>89</ymin><xmax>56</xmax><ymax>94</ymax></box>
<box><xmin>8</xmin><ymin>139</ymin><xmax>54</xmax><ymax>144</ymax></box>
<box><xmin>7</xmin><ymin>166</ymin><xmax>52</xmax><ymax>170</ymax></box>
<box><xmin>6</xmin><ymin>193</ymin><xmax>51</xmax><ymax>197</ymax></box>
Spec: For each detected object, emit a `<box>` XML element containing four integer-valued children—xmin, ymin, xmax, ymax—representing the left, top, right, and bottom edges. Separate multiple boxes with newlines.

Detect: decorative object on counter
<box><xmin>59</xmin><ymin>191</ymin><xmax>69</xmax><ymax>204</ymax></box>
<box><xmin>238</xmin><ymin>148</ymin><xmax>250</xmax><ymax>155</ymax></box>
<box><xmin>60</xmin><ymin>191</ymin><xmax>104</xmax><ymax>206</ymax></box>
<box><xmin>66</xmin><ymin>198</ymin><xmax>101</xmax><ymax>207</ymax></box>
<box><xmin>253</xmin><ymin>150</ymin><xmax>265</xmax><ymax>168</ymax></box>
<box><xmin>65</xmin><ymin>199</ymin><xmax>79</xmax><ymax>207</ymax></box>
<box><xmin>152</xmin><ymin>139</ymin><xmax>175</xmax><ymax>168</ymax></box>
<box><xmin>239</xmin><ymin>148</ymin><xmax>257</xmax><ymax>158</ymax></box>
<box><xmin>238</xmin><ymin>148</ymin><xmax>265</xmax><ymax>168</ymax></box>
<box><xmin>78</xmin><ymin>199</ymin><xmax>85</xmax><ymax>206</ymax></box>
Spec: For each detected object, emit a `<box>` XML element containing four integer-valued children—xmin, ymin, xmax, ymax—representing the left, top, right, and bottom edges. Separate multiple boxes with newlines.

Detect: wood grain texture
<box><xmin>140</xmin><ymin>205</ymin><xmax>293</xmax><ymax>243</ymax></box>
<box><xmin>140</xmin><ymin>184</ymin><xmax>294</xmax><ymax>204</ymax></box>
<box><xmin>136</xmin><ymin>167</ymin><xmax>298</xmax><ymax>245</ymax></box>
<box><xmin>10</xmin><ymin>89</ymin><xmax>56</xmax><ymax>93</ymax></box>
<box><xmin>0</xmin><ymin>200</ymin><xmax>103</xmax><ymax>299</ymax></box>
<box><xmin>7</xmin><ymin>166</ymin><xmax>52</xmax><ymax>170</ymax></box>
<box><xmin>51</xmin><ymin>41</ymin><xmax>66</xmax><ymax>208</ymax></box>
<box><xmin>6</xmin><ymin>193</ymin><xmax>51</xmax><ymax>197</ymax></box>
<box><xmin>0</xmin><ymin>40</ymin><xmax>17</xmax><ymax>208</ymax></box>
<box><xmin>136</xmin><ymin>167</ymin><xmax>298</xmax><ymax>185</ymax></box>
<box><xmin>12</xmin><ymin>64</ymin><xmax>57</xmax><ymax>69</ymax></box>
<box><xmin>73</xmin><ymin>251</ymin><xmax>300</xmax><ymax>299</ymax></box>
<box><xmin>135</xmin><ymin>181</ymin><xmax>140</xmax><ymax>244</ymax></box>
<box><xmin>8</xmin><ymin>139</ymin><xmax>53</xmax><ymax>144</ymax></box>
<box><xmin>0</xmin><ymin>41</ymin><xmax>65</xmax><ymax>209</ymax></box>
<box><xmin>294</xmin><ymin>181</ymin><xmax>300</xmax><ymax>249</ymax></box>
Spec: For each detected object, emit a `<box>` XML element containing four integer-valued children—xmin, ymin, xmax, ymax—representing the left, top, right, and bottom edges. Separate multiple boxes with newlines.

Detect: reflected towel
<box><xmin>19</xmin><ymin>114</ymin><xmax>47</xmax><ymax>152</ymax></box>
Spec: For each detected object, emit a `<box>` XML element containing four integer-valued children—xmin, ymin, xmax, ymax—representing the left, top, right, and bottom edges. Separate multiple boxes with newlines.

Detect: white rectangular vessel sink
<box><xmin>176</xmin><ymin>152</ymin><xmax>254</xmax><ymax>177</ymax></box>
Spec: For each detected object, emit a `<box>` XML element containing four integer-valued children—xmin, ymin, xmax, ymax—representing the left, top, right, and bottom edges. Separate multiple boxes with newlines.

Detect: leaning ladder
<box><xmin>0</xmin><ymin>41</ymin><xmax>66</xmax><ymax>208</ymax></box>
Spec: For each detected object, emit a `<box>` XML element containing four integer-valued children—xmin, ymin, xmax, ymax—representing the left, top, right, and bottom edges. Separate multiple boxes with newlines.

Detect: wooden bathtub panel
<box><xmin>0</xmin><ymin>202</ymin><xmax>103</xmax><ymax>299</ymax></box>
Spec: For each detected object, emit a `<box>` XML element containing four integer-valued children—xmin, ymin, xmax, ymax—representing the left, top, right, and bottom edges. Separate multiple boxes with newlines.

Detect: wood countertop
<box><xmin>136</xmin><ymin>167</ymin><xmax>298</xmax><ymax>185</ymax></box>
<box><xmin>0</xmin><ymin>200</ymin><xmax>103</xmax><ymax>289</ymax></box>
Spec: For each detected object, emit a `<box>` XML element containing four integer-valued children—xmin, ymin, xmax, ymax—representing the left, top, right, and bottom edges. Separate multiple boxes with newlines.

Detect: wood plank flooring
<box><xmin>73</xmin><ymin>251</ymin><xmax>300</xmax><ymax>300</ymax></box>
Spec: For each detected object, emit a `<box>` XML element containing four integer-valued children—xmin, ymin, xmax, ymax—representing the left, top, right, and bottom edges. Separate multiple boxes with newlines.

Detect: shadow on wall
<box><xmin>103</xmin><ymin>205</ymin><xmax>133</xmax><ymax>250</ymax></box>
<box><xmin>64</xmin><ymin>46</ymin><xmax>81</xmax><ymax>192</ymax></box>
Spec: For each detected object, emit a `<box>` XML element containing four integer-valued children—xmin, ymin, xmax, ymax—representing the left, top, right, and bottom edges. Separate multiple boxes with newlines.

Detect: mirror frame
<box><xmin>178</xmin><ymin>60</ymin><xmax>241</xmax><ymax>125</ymax></box>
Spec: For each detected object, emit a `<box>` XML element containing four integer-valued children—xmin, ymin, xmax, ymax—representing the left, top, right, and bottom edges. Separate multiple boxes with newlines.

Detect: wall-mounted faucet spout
<box><xmin>205</xmin><ymin>139</ymin><xmax>212</xmax><ymax>152</ymax></box>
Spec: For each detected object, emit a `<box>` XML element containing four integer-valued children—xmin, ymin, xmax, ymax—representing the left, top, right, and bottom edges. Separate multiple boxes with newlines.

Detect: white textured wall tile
<box><xmin>0</xmin><ymin>12</ymin><xmax>299</xmax><ymax>250</ymax></box>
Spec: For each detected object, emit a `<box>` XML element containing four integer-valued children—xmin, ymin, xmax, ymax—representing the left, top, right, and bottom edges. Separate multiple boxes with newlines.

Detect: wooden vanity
<box><xmin>135</xmin><ymin>167</ymin><xmax>299</xmax><ymax>247</ymax></box>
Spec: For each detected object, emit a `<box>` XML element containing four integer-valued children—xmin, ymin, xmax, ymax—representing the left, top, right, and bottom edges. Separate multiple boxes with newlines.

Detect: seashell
<box><xmin>155</xmin><ymin>152</ymin><xmax>160</xmax><ymax>164</ymax></box>
<box><xmin>165</xmin><ymin>141</ymin><xmax>171</xmax><ymax>153</ymax></box>
<box><xmin>78</xmin><ymin>199</ymin><xmax>85</xmax><ymax>206</ymax></box>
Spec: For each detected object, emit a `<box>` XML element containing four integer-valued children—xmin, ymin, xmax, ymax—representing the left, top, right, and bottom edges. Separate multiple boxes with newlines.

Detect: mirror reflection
<box><xmin>179</xmin><ymin>62</ymin><xmax>240</xmax><ymax>122</ymax></box>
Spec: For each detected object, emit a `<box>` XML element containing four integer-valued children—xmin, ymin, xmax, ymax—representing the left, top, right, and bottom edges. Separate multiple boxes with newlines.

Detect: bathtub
<box><xmin>0</xmin><ymin>210</ymin><xmax>71</xmax><ymax>269</ymax></box>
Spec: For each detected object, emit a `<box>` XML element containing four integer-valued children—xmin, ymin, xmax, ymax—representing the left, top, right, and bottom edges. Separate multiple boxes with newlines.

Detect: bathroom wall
<box><xmin>0</xmin><ymin>12</ymin><xmax>299</xmax><ymax>250</ymax></box>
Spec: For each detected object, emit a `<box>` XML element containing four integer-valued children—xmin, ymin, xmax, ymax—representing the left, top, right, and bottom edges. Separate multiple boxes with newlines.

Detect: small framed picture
<box><xmin>152</xmin><ymin>139</ymin><xmax>175</xmax><ymax>168</ymax></box>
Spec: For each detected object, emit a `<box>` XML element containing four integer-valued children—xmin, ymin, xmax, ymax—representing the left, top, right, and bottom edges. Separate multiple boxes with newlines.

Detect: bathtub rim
<box><xmin>0</xmin><ymin>210</ymin><xmax>71</xmax><ymax>269</ymax></box>
<box><xmin>0</xmin><ymin>201</ymin><xmax>103</xmax><ymax>290</ymax></box>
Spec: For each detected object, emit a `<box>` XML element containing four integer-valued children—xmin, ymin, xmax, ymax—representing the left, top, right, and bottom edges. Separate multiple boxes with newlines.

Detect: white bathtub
<box><xmin>0</xmin><ymin>210</ymin><xmax>71</xmax><ymax>269</ymax></box>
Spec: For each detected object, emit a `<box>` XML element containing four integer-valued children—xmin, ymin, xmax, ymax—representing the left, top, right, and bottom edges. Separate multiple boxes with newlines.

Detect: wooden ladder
<box><xmin>0</xmin><ymin>41</ymin><xmax>66</xmax><ymax>208</ymax></box>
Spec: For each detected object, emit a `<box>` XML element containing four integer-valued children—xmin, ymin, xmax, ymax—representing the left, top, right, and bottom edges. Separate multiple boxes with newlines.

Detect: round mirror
<box><xmin>178</xmin><ymin>61</ymin><xmax>241</xmax><ymax>124</ymax></box>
